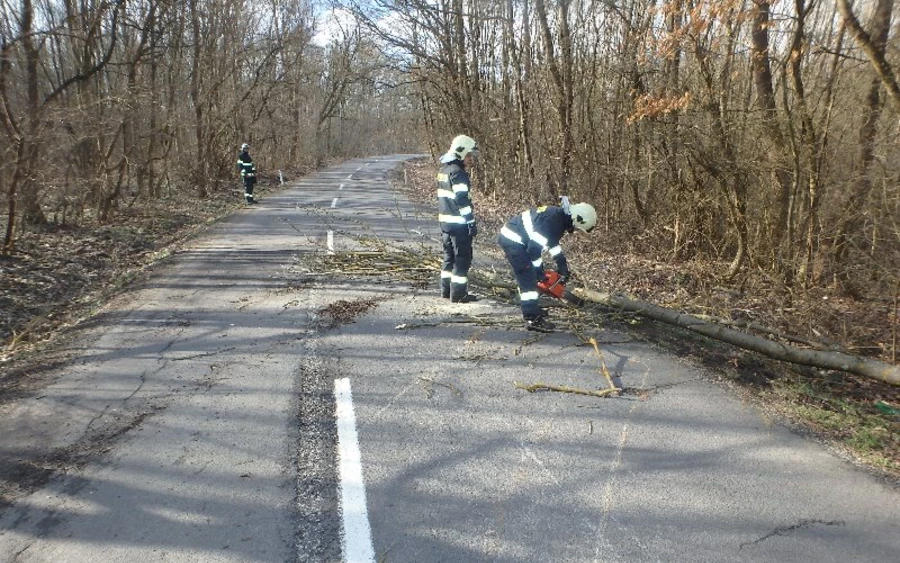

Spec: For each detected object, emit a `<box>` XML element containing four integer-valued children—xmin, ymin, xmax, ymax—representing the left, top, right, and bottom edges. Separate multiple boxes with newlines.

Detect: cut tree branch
<box><xmin>514</xmin><ymin>382</ymin><xmax>621</xmax><ymax>398</ymax></box>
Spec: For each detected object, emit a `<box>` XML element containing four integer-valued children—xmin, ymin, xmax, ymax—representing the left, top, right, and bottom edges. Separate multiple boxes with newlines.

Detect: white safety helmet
<box><xmin>448</xmin><ymin>135</ymin><xmax>479</xmax><ymax>160</ymax></box>
<box><xmin>241</xmin><ymin>143</ymin><xmax>250</xmax><ymax>152</ymax></box>
<box><xmin>569</xmin><ymin>202</ymin><xmax>597</xmax><ymax>232</ymax></box>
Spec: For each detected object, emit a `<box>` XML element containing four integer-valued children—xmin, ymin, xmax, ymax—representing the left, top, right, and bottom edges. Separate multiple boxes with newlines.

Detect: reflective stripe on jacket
<box><xmin>436</xmin><ymin>159</ymin><xmax>474</xmax><ymax>233</ymax></box>
<box><xmin>500</xmin><ymin>205</ymin><xmax>573</xmax><ymax>277</ymax></box>
<box><xmin>237</xmin><ymin>151</ymin><xmax>256</xmax><ymax>178</ymax></box>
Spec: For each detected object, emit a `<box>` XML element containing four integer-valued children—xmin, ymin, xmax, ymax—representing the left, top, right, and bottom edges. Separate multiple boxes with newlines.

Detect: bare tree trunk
<box><xmin>19</xmin><ymin>0</ymin><xmax>46</xmax><ymax>226</ymax></box>
<box><xmin>121</xmin><ymin>2</ymin><xmax>157</xmax><ymax>201</ymax></box>
<box><xmin>3</xmin><ymin>141</ymin><xmax>27</xmax><ymax>251</ymax></box>
<box><xmin>791</xmin><ymin>0</ymin><xmax>837</xmax><ymax>291</ymax></box>
<box><xmin>750</xmin><ymin>0</ymin><xmax>794</xmax><ymax>281</ymax></box>
<box><xmin>189</xmin><ymin>0</ymin><xmax>208</xmax><ymax>199</ymax></box>
<box><xmin>664</xmin><ymin>0</ymin><xmax>687</xmax><ymax>258</ymax></box>
<box><xmin>535</xmin><ymin>0</ymin><xmax>574</xmax><ymax>193</ymax></box>
<box><xmin>2</xmin><ymin>0</ymin><xmax>123</xmax><ymax>246</ymax></box>
<box><xmin>509</xmin><ymin>0</ymin><xmax>535</xmax><ymax>187</ymax></box>
<box><xmin>837</xmin><ymin>0</ymin><xmax>900</xmax><ymax>112</ymax></box>
<box><xmin>145</xmin><ymin>14</ymin><xmax>162</xmax><ymax>199</ymax></box>
<box><xmin>695</xmin><ymin>33</ymin><xmax>748</xmax><ymax>280</ymax></box>
<box><xmin>833</xmin><ymin>0</ymin><xmax>893</xmax><ymax>296</ymax></box>
<box><xmin>419</xmin><ymin>83</ymin><xmax>439</xmax><ymax>160</ymax></box>
<box><xmin>1</xmin><ymin>36</ymin><xmax>20</xmax><ymax>251</ymax></box>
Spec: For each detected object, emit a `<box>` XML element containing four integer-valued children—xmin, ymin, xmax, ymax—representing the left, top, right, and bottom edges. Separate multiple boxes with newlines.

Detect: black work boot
<box><xmin>451</xmin><ymin>293</ymin><xmax>478</xmax><ymax>303</ymax></box>
<box><xmin>525</xmin><ymin>316</ymin><xmax>556</xmax><ymax>333</ymax></box>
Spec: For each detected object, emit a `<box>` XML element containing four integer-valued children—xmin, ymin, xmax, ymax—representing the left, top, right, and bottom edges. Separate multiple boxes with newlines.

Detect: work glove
<box><xmin>558</xmin><ymin>271</ymin><xmax>570</xmax><ymax>285</ymax></box>
<box><xmin>468</xmin><ymin>223</ymin><xmax>478</xmax><ymax>237</ymax></box>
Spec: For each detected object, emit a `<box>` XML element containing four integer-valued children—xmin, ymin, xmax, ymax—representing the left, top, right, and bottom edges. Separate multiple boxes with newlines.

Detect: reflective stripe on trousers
<box><xmin>441</xmin><ymin>232</ymin><xmax>473</xmax><ymax>299</ymax></box>
<box><xmin>499</xmin><ymin>237</ymin><xmax>542</xmax><ymax>320</ymax></box>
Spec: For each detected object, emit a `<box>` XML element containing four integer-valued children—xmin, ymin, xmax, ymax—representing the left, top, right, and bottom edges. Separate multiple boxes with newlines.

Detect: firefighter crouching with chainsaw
<box><xmin>498</xmin><ymin>198</ymin><xmax>597</xmax><ymax>332</ymax></box>
<box><xmin>437</xmin><ymin>135</ymin><xmax>480</xmax><ymax>303</ymax></box>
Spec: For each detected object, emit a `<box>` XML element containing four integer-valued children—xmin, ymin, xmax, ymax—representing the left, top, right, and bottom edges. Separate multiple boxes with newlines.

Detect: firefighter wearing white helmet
<box><xmin>236</xmin><ymin>143</ymin><xmax>257</xmax><ymax>204</ymax></box>
<box><xmin>569</xmin><ymin>202</ymin><xmax>597</xmax><ymax>232</ymax></box>
<box><xmin>498</xmin><ymin>197</ymin><xmax>596</xmax><ymax>332</ymax></box>
<box><xmin>436</xmin><ymin>134</ymin><xmax>480</xmax><ymax>302</ymax></box>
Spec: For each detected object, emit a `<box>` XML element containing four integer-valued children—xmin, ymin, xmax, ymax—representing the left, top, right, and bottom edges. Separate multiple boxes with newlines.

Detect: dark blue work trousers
<box><xmin>499</xmin><ymin>237</ymin><xmax>542</xmax><ymax>320</ymax></box>
<box><xmin>441</xmin><ymin>231</ymin><xmax>473</xmax><ymax>299</ymax></box>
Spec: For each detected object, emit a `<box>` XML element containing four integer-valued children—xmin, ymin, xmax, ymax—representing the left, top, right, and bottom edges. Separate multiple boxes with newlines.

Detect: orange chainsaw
<box><xmin>537</xmin><ymin>271</ymin><xmax>584</xmax><ymax>306</ymax></box>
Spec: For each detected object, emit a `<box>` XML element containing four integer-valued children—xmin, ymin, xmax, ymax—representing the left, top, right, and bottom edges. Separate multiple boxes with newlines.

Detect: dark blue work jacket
<box><xmin>238</xmin><ymin>151</ymin><xmax>256</xmax><ymax>179</ymax></box>
<box><xmin>436</xmin><ymin>159</ymin><xmax>475</xmax><ymax>234</ymax></box>
<box><xmin>500</xmin><ymin>205</ymin><xmax>573</xmax><ymax>277</ymax></box>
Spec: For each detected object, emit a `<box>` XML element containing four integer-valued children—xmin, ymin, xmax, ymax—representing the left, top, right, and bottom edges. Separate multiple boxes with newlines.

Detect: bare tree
<box><xmin>749</xmin><ymin>0</ymin><xmax>795</xmax><ymax>279</ymax></box>
<box><xmin>834</xmin><ymin>0</ymin><xmax>895</xmax><ymax>296</ymax></box>
<box><xmin>534</xmin><ymin>0</ymin><xmax>574</xmax><ymax>193</ymax></box>
<box><xmin>837</xmin><ymin>0</ymin><xmax>900</xmax><ymax>111</ymax></box>
<box><xmin>1</xmin><ymin>0</ymin><xmax>123</xmax><ymax>251</ymax></box>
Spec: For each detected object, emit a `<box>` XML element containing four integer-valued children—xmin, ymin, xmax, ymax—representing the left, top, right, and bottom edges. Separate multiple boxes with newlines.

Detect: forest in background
<box><xmin>1</xmin><ymin>0</ymin><xmax>899</xmax><ymax>359</ymax></box>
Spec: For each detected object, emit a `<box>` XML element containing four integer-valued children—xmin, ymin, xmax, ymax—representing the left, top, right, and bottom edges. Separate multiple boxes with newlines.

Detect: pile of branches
<box><xmin>318</xmin><ymin>249</ymin><xmax>437</xmax><ymax>286</ymax></box>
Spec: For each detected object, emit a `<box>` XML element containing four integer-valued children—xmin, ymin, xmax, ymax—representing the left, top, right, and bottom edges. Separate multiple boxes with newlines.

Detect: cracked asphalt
<box><xmin>0</xmin><ymin>155</ymin><xmax>898</xmax><ymax>562</ymax></box>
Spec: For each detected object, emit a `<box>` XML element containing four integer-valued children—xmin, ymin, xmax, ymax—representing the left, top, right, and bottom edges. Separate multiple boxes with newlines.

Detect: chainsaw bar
<box><xmin>561</xmin><ymin>289</ymin><xmax>584</xmax><ymax>307</ymax></box>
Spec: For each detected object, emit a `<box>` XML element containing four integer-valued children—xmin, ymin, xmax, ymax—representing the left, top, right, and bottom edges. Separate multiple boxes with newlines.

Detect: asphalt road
<box><xmin>0</xmin><ymin>156</ymin><xmax>898</xmax><ymax>562</ymax></box>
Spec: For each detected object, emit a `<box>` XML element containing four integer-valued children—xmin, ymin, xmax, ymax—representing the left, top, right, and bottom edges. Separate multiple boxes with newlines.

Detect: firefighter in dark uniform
<box><xmin>498</xmin><ymin>199</ymin><xmax>597</xmax><ymax>331</ymax></box>
<box><xmin>437</xmin><ymin>135</ymin><xmax>480</xmax><ymax>303</ymax></box>
<box><xmin>237</xmin><ymin>143</ymin><xmax>257</xmax><ymax>204</ymax></box>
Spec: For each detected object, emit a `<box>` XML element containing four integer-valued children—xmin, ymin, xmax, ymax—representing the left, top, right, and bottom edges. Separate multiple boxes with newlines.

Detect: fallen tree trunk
<box><xmin>573</xmin><ymin>288</ymin><xmax>900</xmax><ymax>386</ymax></box>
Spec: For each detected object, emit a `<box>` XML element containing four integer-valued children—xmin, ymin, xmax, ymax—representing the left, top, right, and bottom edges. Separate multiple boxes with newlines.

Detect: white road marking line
<box><xmin>331</xmin><ymin>197</ymin><xmax>339</xmax><ymax>208</ymax></box>
<box><xmin>334</xmin><ymin>378</ymin><xmax>376</xmax><ymax>563</ymax></box>
<box><xmin>598</xmin><ymin>362</ymin><xmax>650</xmax><ymax>540</ymax></box>
<box><xmin>339</xmin><ymin>183</ymin><xmax>345</xmax><ymax>190</ymax></box>
<box><xmin>327</xmin><ymin>231</ymin><xmax>335</xmax><ymax>255</ymax></box>
<box><xmin>519</xmin><ymin>439</ymin><xmax>561</xmax><ymax>486</ymax></box>
<box><xmin>347</xmin><ymin>174</ymin><xmax>354</xmax><ymax>179</ymax></box>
